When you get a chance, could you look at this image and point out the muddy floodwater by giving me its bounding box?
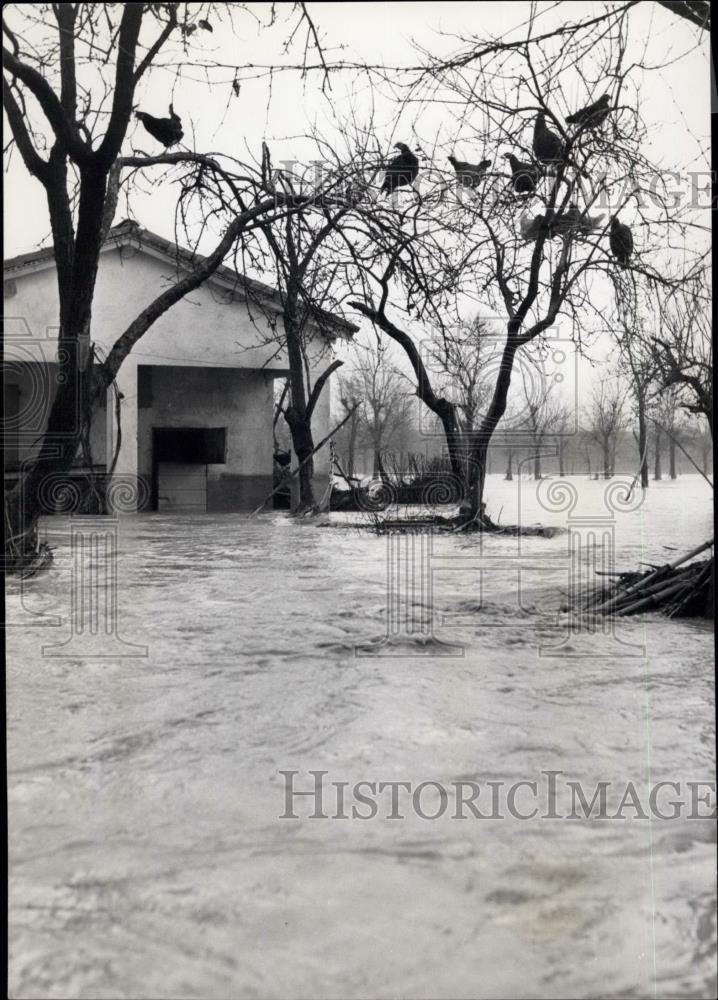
[7,474,716,999]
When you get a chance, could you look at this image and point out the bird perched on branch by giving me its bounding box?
[503,152,541,196]
[609,215,633,268]
[447,154,491,190]
[533,112,565,164]
[520,204,605,242]
[380,143,419,195]
[134,104,184,147]
[566,94,611,130]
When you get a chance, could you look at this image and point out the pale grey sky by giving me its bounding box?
[4,2,710,255]
[3,2,710,414]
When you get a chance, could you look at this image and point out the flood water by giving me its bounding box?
[6,474,716,999]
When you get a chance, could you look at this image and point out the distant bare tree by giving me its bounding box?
[551,402,574,477]
[651,390,682,481]
[588,379,628,479]
[424,315,497,435]
[517,366,550,481]
[336,379,363,480]
[615,303,659,488]
[340,343,413,479]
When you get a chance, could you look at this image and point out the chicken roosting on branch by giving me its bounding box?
[609,215,634,268]
[380,142,420,195]
[134,103,184,147]
[533,111,565,164]
[520,204,606,242]
[503,152,541,196]
[566,94,611,130]
[447,154,491,190]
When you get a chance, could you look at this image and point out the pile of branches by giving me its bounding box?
[572,540,714,619]
[330,453,459,511]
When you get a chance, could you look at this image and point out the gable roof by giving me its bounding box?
[3,219,358,337]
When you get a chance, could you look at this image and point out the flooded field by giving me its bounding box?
[6,474,716,999]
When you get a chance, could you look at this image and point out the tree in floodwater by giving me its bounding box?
[652,389,682,480]
[515,361,572,481]
[344,4,706,525]
[614,297,659,489]
[353,344,412,479]
[2,2,341,567]
[652,275,712,438]
[587,378,628,479]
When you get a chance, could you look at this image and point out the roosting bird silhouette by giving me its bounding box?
[566,94,611,130]
[609,215,634,268]
[520,203,606,242]
[380,143,420,195]
[503,152,540,196]
[533,112,565,164]
[134,104,184,147]
[447,154,491,190]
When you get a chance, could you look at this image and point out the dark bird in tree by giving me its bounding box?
[533,112,565,164]
[134,104,184,147]
[609,215,634,268]
[503,152,540,195]
[380,143,420,195]
[566,94,611,130]
[448,155,491,190]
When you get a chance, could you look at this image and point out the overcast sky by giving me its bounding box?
[4,2,710,252]
[3,2,711,412]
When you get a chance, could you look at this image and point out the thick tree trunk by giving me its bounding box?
[5,351,93,565]
[284,404,316,511]
[533,447,542,481]
[465,323,520,522]
[654,428,662,480]
[466,436,489,523]
[5,166,109,567]
[505,447,514,481]
[283,301,316,511]
[602,439,611,479]
[669,435,677,479]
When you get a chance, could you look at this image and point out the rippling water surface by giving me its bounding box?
[7,475,716,999]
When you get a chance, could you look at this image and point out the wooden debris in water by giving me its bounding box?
[576,540,714,619]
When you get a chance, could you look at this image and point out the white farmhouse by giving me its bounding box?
[4,220,355,512]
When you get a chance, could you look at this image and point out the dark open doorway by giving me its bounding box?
[151,427,226,511]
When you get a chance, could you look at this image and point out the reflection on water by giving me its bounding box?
[7,475,716,999]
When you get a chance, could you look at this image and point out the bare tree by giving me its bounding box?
[615,304,659,488]
[651,276,712,437]
[345,5,706,525]
[2,2,337,565]
[651,389,682,480]
[249,173,355,511]
[424,315,497,436]
[336,379,363,481]
[551,402,573,477]
[587,379,628,479]
[517,364,553,481]
[343,343,413,478]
